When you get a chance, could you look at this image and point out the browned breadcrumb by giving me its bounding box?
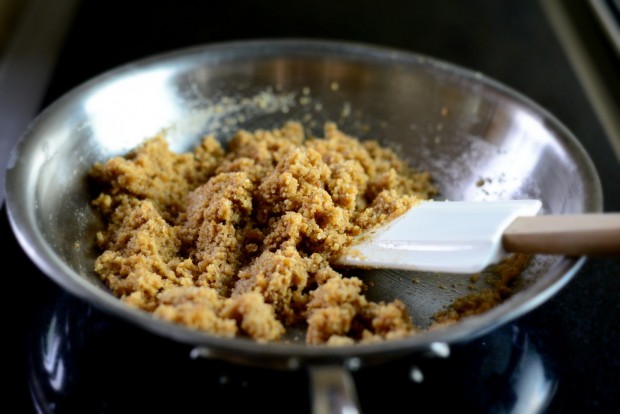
[430,253,532,327]
[90,121,437,344]
[90,120,534,344]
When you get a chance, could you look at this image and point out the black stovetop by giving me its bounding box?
[5,1,620,413]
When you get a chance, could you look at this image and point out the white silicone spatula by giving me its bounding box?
[336,200,620,274]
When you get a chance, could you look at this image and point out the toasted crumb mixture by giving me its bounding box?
[90,121,439,344]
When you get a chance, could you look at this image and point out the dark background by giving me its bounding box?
[5,0,619,412]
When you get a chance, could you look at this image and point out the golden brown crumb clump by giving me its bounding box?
[90,121,437,344]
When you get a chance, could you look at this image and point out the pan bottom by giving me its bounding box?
[28,287,558,414]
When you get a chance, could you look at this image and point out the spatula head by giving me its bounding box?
[338,199,543,274]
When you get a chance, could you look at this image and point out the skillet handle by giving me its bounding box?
[309,365,361,414]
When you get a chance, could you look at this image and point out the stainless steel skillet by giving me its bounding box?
[4,39,601,413]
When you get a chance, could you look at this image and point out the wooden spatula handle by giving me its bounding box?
[503,214,620,256]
